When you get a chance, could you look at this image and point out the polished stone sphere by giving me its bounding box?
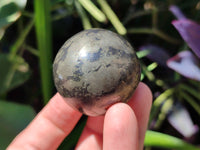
[53,28,140,116]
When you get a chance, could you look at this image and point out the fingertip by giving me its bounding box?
[132,82,153,104]
[105,103,136,127]
[128,82,152,116]
[139,82,153,102]
[127,82,152,150]
[103,103,139,150]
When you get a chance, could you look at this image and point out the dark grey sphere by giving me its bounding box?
[53,28,140,116]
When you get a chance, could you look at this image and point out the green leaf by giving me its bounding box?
[145,130,200,150]
[0,100,36,149]
[0,54,31,95]
[0,0,27,39]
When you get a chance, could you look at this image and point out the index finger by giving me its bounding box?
[7,93,82,150]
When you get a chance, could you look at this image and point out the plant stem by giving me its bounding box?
[7,18,33,91]
[141,63,155,81]
[22,11,34,18]
[4,63,16,91]
[10,19,34,60]
[180,92,200,115]
[24,45,39,57]
[75,0,92,29]
[147,62,158,72]
[78,0,106,23]
[97,0,127,35]
[154,97,173,129]
[127,27,181,44]
[34,0,53,104]
[149,88,174,123]
[152,8,158,28]
[189,80,200,89]
[152,28,180,44]
[123,10,152,25]
[153,88,174,106]
[179,84,200,102]
[136,50,150,59]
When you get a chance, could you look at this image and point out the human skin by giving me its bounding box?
[7,82,152,150]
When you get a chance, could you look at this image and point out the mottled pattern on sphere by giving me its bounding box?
[53,28,140,116]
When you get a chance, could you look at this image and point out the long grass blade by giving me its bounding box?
[34,0,53,104]
[145,130,200,150]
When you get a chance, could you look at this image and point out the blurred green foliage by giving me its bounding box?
[0,100,36,149]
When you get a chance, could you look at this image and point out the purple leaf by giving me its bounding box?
[139,45,170,66]
[169,5,187,20]
[168,103,199,138]
[167,51,200,81]
[172,19,200,58]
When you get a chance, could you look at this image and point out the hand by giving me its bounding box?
[7,82,152,150]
